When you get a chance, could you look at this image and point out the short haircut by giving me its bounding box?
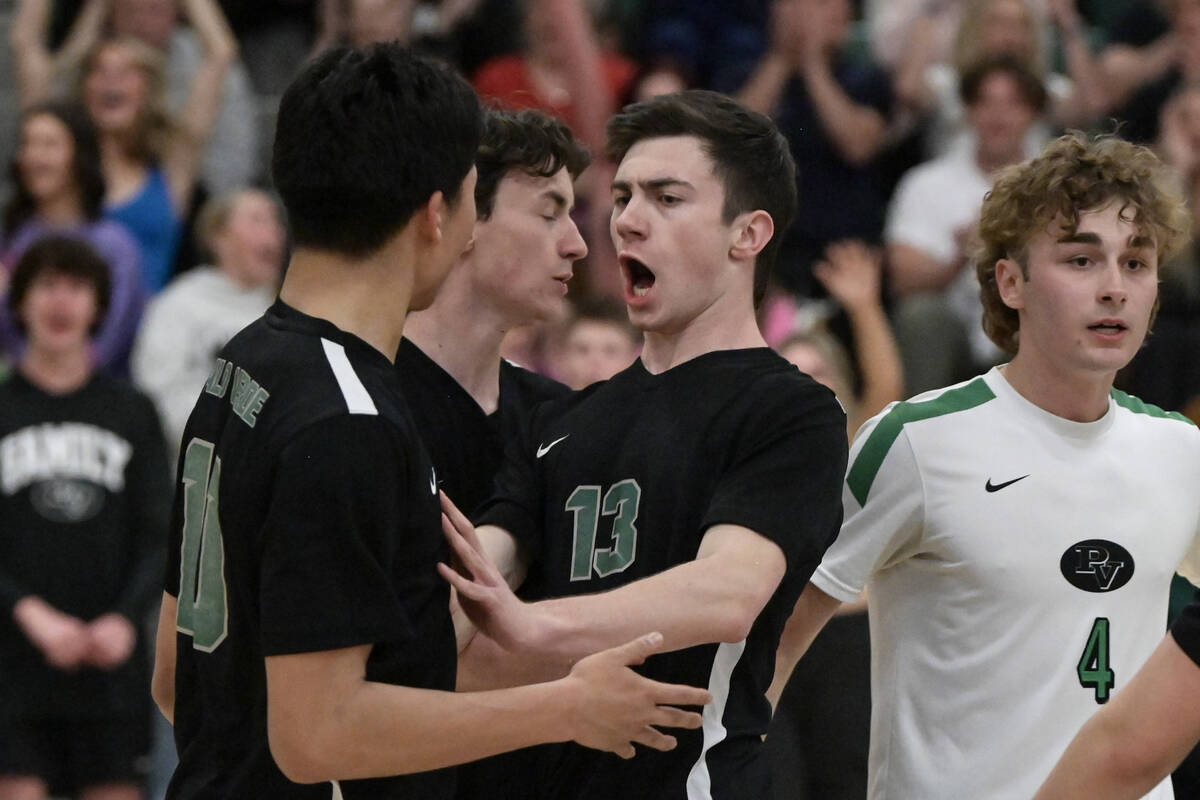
[8,236,112,336]
[959,53,1048,114]
[270,44,483,257]
[976,132,1192,353]
[474,108,591,219]
[606,90,798,305]
[4,102,106,237]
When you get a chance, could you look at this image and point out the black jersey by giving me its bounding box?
[1172,592,1200,668]
[0,371,169,720]
[165,301,455,800]
[396,338,569,515]
[476,348,848,800]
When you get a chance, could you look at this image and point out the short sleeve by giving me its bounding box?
[884,168,954,263]
[700,377,848,572]
[1171,592,1200,669]
[811,410,926,602]
[475,405,546,556]
[257,416,416,656]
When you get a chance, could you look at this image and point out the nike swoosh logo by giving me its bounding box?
[536,435,570,458]
[429,468,438,496]
[985,474,1029,493]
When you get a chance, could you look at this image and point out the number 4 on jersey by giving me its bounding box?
[177,438,229,652]
[1077,617,1114,704]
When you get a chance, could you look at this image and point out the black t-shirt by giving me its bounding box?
[0,371,169,720]
[165,301,455,800]
[396,338,570,515]
[476,348,848,800]
[1172,592,1200,668]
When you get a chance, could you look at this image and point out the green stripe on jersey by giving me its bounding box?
[847,378,996,506]
[1110,389,1195,425]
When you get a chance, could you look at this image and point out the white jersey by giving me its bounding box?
[812,367,1200,800]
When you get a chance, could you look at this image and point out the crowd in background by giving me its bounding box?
[4,0,1200,798]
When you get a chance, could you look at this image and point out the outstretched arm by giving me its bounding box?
[265,632,710,782]
[163,0,238,211]
[11,0,107,107]
[1033,632,1200,800]
[443,494,786,687]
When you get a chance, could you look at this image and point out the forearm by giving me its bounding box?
[533,0,609,154]
[268,651,575,782]
[152,592,178,724]
[11,0,54,107]
[1056,27,1107,124]
[735,52,793,116]
[845,301,904,424]
[523,542,782,665]
[766,581,841,710]
[887,242,962,296]
[804,58,887,165]
[1099,37,1176,111]
[181,0,238,63]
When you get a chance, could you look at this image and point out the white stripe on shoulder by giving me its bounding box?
[321,338,378,415]
[685,639,747,799]
[331,780,344,800]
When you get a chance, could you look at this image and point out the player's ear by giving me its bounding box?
[995,257,1025,310]
[729,210,774,262]
[420,191,448,244]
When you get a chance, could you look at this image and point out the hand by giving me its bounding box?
[1047,0,1082,35]
[561,631,712,758]
[814,240,884,313]
[437,494,542,652]
[769,0,807,67]
[85,613,137,669]
[13,596,90,670]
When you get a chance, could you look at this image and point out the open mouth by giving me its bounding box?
[1088,321,1127,335]
[621,257,656,298]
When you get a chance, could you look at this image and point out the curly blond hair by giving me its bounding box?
[976,132,1192,354]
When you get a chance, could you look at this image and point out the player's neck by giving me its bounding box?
[279,244,415,363]
[20,345,93,394]
[405,288,505,414]
[640,305,765,374]
[1001,353,1114,423]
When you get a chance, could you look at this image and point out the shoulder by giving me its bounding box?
[500,359,571,405]
[1110,389,1196,427]
[847,376,997,502]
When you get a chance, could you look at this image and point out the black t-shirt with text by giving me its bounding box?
[165,301,454,799]
[0,371,169,720]
[476,348,848,800]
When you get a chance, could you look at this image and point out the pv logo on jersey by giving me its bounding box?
[1060,539,1135,593]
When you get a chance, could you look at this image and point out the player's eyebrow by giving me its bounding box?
[611,177,695,194]
[1127,234,1155,250]
[541,189,569,212]
[1056,232,1102,245]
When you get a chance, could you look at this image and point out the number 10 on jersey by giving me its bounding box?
[177,438,229,652]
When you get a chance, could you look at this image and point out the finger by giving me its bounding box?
[632,726,678,752]
[648,681,713,708]
[651,706,705,730]
[608,631,664,666]
[614,743,636,760]
[442,515,493,578]
[441,493,486,552]
[437,562,488,601]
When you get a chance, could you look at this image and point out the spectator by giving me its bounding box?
[11,0,239,293]
[549,296,640,390]
[0,236,170,800]
[737,0,894,299]
[635,0,770,93]
[885,55,1045,393]
[893,0,1105,158]
[1097,0,1200,143]
[2,101,145,376]
[131,187,283,463]
[110,0,261,195]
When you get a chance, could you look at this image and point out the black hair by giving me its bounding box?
[270,43,483,257]
[8,236,112,336]
[959,53,1049,114]
[474,108,591,219]
[4,102,106,237]
[606,89,798,305]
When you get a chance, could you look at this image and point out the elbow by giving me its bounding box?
[712,594,769,643]
[269,721,338,785]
